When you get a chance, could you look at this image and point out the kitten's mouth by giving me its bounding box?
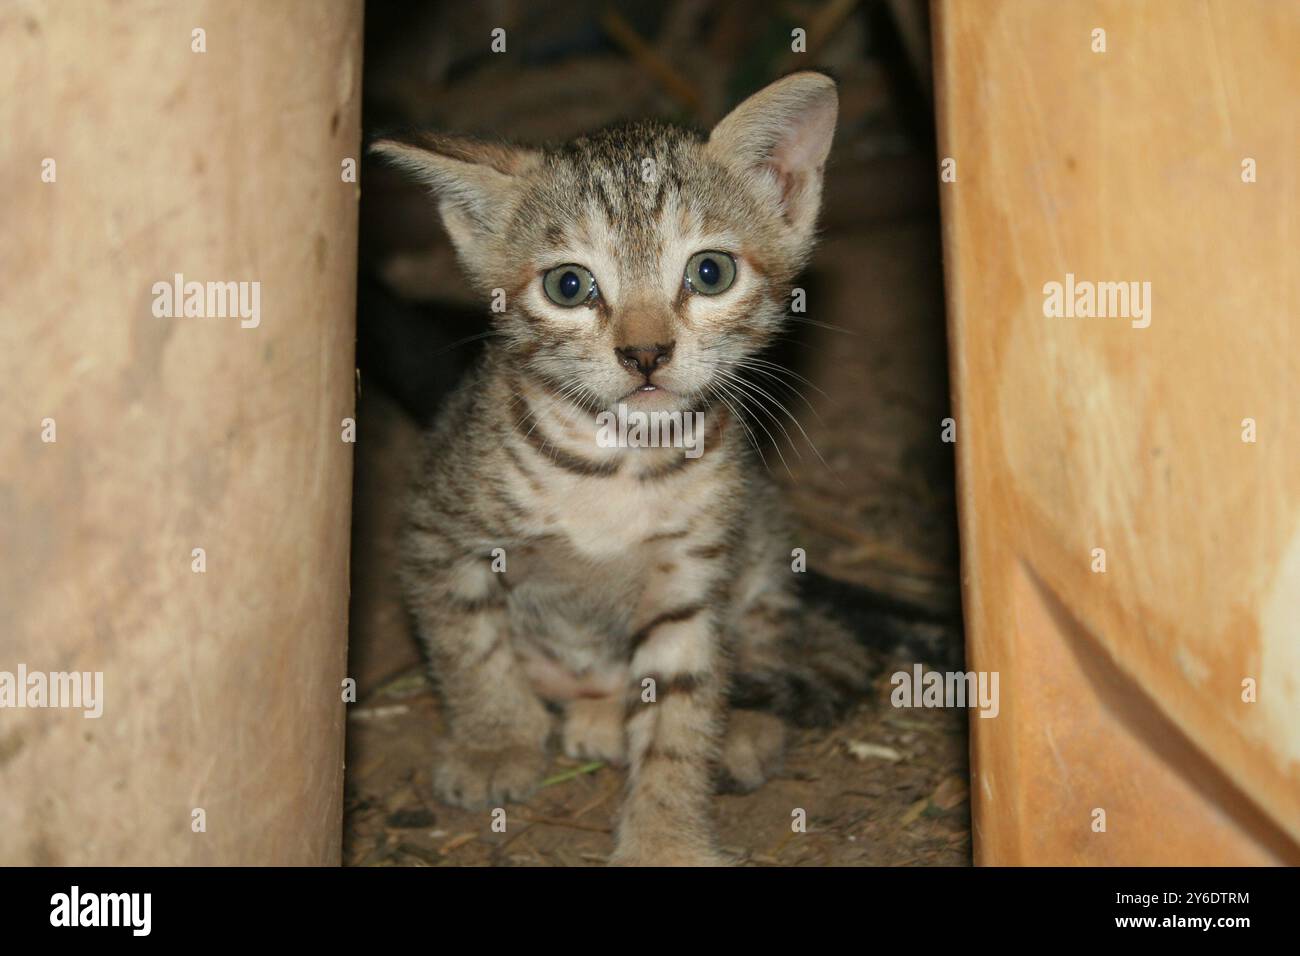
[612,382,703,414]
[619,383,672,401]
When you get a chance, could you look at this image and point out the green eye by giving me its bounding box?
[543,264,596,307]
[684,251,736,295]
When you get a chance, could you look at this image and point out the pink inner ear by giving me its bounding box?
[760,101,835,222]
[761,162,800,219]
[772,103,837,174]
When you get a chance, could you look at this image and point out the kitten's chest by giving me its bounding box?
[539,461,704,557]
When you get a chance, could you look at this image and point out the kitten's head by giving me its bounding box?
[372,72,837,414]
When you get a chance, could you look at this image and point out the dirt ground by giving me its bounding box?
[343,660,969,867]
[343,211,969,867]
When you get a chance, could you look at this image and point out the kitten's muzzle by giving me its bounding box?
[615,342,674,379]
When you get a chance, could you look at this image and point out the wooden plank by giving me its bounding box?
[932,0,1300,864]
[0,1,363,864]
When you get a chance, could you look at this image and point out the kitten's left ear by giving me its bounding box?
[369,131,540,280]
[707,71,838,247]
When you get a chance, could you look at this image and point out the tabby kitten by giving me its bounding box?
[372,72,870,866]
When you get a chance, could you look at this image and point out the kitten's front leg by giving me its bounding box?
[612,569,731,866]
[405,546,551,809]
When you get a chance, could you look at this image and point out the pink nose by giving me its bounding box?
[615,343,674,376]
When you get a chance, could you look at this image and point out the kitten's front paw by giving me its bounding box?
[431,740,547,808]
[608,841,732,867]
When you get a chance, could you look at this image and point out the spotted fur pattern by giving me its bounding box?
[373,72,869,866]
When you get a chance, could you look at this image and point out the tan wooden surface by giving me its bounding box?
[933,0,1300,864]
[0,1,363,864]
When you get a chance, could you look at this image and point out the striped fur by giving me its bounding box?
[375,73,866,866]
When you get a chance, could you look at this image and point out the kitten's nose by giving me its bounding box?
[615,343,674,376]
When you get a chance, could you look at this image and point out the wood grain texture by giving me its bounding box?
[0,1,363,864]
[932,0,1300,864]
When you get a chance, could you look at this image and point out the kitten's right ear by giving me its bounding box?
[369,132,539,269]
[707,72,838,250]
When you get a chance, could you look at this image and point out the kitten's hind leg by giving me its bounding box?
[716,708,786,794]
[562,696,627,764]
[729,581,874,730]
[405,546,551,809]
